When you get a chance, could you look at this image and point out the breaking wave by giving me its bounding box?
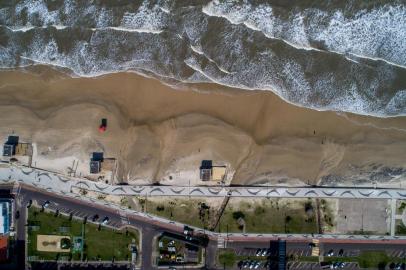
[0,0,405,117]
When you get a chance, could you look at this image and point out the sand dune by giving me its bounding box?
[0,66,405,187]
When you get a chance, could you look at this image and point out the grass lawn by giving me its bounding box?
[218,250,236,267]
[358,251,391,268]
[323,257,357,263]
[357,251,406,269]
[297,256,320,262]
[146,197,217,229]
[216,198,318,233]
[145,197,327,234]
[27,207,139,261]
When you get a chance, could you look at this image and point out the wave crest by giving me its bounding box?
[0,0,405,117]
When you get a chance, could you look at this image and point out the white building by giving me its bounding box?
[0,201,11,235]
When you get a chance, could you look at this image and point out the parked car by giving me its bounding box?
[15,210,20,219]
[249,261,256,269]
[26,199,32,208]
[238,261,244,269]
[326,249,334,257]
[395,262,405,270]
[261,249,269,256]
[92,214,99,222]
[338,249,344,256]
[42,200,50,208]
[255,249,262,256]
[102,216,109,225]
[183,226,191,235]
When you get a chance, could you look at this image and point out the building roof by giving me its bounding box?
[2,144,14,157]
[0,236,8,262]
[5,135,19,145]
[200,160,212,170]
[212,166,226,181]
[0,202,10,235]
[90,160,101,174]
[92,152,104,162]
[200,169,211,181]
[15,143,32,156]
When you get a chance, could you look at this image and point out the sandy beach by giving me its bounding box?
[0,66,405,187]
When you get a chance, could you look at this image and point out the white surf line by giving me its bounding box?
[91,26,164,34]
[336,112,406,133]
[201,7,321,52]
[3,25,163,34]
[201,8,406,70]
[190,45,234,74]
[347,52,406,70]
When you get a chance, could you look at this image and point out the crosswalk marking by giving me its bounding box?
[311,239,320,256]
[217,236,225,248]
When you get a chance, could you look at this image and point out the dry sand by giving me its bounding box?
[0,66,406,187]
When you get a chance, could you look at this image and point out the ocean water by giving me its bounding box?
[0,0,405,117]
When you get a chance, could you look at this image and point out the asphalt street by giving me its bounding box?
[16,184,212,270]
[4,184,406,270]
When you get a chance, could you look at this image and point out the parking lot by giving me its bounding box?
[32,198,128,229]
[321,247,359,257]
[287,262,359,270]
[235,247,278,257]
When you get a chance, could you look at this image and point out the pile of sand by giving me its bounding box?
[0,66,405,187]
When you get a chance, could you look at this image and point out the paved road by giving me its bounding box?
[2,163,406,200]
[18,185,211,270]
[3,183,406,270]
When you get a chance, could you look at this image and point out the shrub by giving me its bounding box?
[232,211,245,220]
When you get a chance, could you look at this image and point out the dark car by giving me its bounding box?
[338,249,344,256]
[26,199,32,208]
[92,214,99,222]
[42,200,50,208]
[15,210,20,219]
[102,216,109,225]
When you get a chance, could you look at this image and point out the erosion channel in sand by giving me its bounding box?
[0,66,405,187]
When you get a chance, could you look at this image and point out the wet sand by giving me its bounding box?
[0,66,405,186]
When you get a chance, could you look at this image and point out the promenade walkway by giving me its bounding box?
[2,162,406,242]
[1,163,406,200]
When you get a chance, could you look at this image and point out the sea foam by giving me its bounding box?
[203,1,406,68]
[0,0,405,118]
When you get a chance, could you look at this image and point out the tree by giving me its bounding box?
[232,211,245,220]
